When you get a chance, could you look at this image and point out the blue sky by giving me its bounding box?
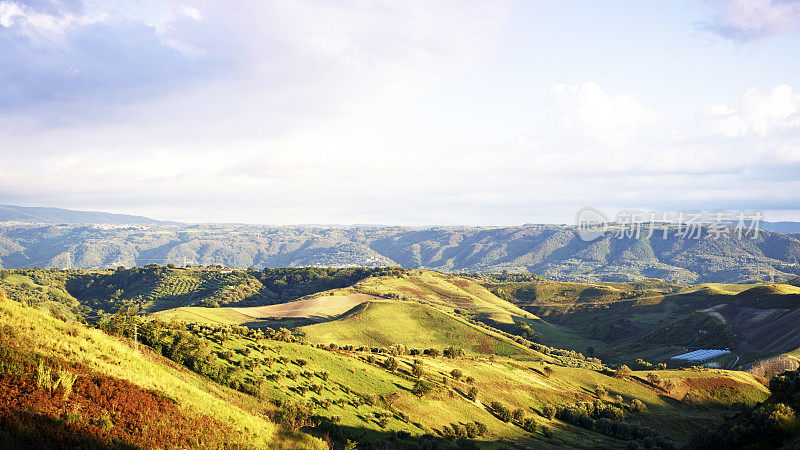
[1,0,799,225]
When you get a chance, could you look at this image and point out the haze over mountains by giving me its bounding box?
[1,205,799,283]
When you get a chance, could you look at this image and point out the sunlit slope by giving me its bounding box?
[301,300,536,358]
[354,270,537,323]
[0,293,324,449]
[155,292,384,326]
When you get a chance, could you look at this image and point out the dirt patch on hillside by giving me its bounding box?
[232,293,381,322]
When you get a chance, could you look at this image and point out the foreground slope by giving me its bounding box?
[0,290,324,449]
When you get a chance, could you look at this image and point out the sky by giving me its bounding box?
[1,0,799,225]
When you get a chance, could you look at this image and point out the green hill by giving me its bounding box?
[0,267,786,448]
[0,288,324,449]
[300,301,532,358]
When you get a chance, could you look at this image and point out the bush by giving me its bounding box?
[444,346,465,358]
[412,379,433,397]
[274,403,314,430]
[521,417,537,433]
[491,402,512,422]
[411,359,424,378]
[614,365,632,378]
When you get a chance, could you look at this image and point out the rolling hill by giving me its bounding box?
[1,269,780,449]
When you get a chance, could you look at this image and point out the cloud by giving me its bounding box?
[546,82,658,149]
[702,0,800,41]
[695,84,800,136]
[0,0,221,118]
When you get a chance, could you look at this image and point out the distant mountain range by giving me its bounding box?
[0,210,797,284]
[0,204,178,225]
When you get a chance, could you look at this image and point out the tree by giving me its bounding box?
[412,363,424,379]
[385,357,398,372]
[646,372,661,385]
[491,402,512,422]
[450,369,463,379]
[614,365,632,379]
[512,408,525,422]
[466,386,478,401]
[412,379,433,397]
[541,405,556,420]
[444,346,465,358]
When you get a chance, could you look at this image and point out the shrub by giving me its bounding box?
[614,365,632,379]
[274,403,314,430]
[412,380,433,397]
[466,386,478,401]
[444,346,465,358]
[521,417,537,433]
[594,385,607,397]
[630,399,646,413]
[412,361,424,378]
[491,402,512,422]
[295,358,308,367]
[56,367,77,400]
[36,360,52,392]
[465,376,475,384]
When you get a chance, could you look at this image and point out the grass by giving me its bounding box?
[300,300,535,358]
[0,292,325,449]
[355,271,538,323]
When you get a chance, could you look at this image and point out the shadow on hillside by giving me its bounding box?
[306,421,474,450]
[0,412,136,450]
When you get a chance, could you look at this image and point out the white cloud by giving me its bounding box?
[546,82,658,149]
[0,1,24,27]
[696,84,800,136]
[703,0,800,40]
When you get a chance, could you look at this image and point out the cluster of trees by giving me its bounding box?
[691,369,800,448]
[440,421,488,440]
[489,402,539,433]
[555,400,674,449]
[251,267,406,301]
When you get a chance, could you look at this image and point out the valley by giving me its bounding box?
[2,265,800,448]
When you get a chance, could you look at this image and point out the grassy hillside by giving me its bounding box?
[0,267,783,449]
[0,289,324,449]
[478,277,800,367]
[354,270,536,323]
[0,266,400,314]
[300,301,532,358]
